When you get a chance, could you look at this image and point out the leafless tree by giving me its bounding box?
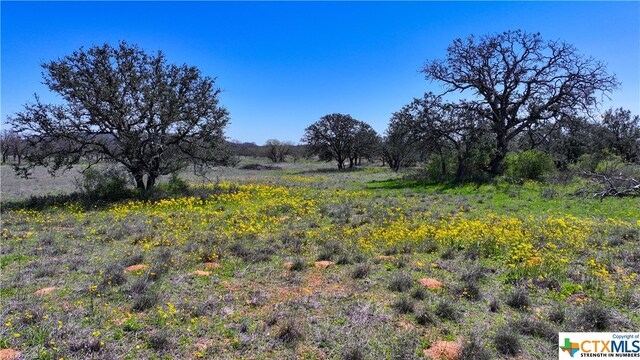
[423,30,618,174]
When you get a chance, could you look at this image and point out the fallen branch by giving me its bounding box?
[578,171,640,199]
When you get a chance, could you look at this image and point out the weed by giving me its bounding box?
[392,296,415,314]
[148,331,171,351]
[576,302,610,331]
[460,337,492,360]
[548,306,566,324]
[494,327,521,356]
[132,288,160,312]
[388,273,413,292]
[121,253,144,267]
[506,288,531,310]
[440,247,456,260]
[435,300,460,321]
[415,307,436,326]
[289,257,307,271]
[488,297,500,313]
[351,264,371,279]
[452,281,482,301]
[101,264,127,288]
[512,317,557,343]
[411,286,427,300]
[342,346,366,360]
[276,319,303,345]
[460,264,486,283]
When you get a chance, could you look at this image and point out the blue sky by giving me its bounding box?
[2,1,639,144]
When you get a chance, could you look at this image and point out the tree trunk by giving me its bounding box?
[455,154,465,181]
[489,134,509,175]
[133,172,146,190]
[438,149,447,177]
[146,175,157,190]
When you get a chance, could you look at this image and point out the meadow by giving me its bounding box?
[1,162,639,359]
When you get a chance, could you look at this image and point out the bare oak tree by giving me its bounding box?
[423,30,618,174]
[9,42,234,190]
[302,113,377,169]
[264,139,292,163]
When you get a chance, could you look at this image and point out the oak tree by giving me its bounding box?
[9,41,234,190]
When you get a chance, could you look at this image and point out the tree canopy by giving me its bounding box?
[9,41,234,190]
[423,30,619,174]
[301,113,378,169]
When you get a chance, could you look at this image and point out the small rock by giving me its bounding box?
[191,270,211,277]
[566,293,588,303]
[0,348,21,360]
[423,341,461,360]
[34,287,57,295]
[203,262,221,269]
[314,261,335,269]
[124,264,148,272]
[418,278,444,289]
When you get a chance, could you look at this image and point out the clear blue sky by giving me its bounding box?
[2,1,639,144]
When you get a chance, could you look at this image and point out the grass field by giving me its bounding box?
[1,162,639,359]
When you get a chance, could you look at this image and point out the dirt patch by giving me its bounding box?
[0,349,20,360]
[203,262,221,269]
[314,261,335,269]
[423,341,461,360]
[124,264,148,272]
[191,270,211,277]
[376,255,395,261]
[282,261,293,269]
[34,287,57,295]
[418,278,444,289]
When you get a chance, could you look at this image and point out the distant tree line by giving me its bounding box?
[5,31,638,190]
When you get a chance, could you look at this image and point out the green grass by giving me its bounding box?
[0,162,638,359]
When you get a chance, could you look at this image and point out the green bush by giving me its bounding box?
[505,150,556,182]
[158,173,190,195]
[79,167,131,200]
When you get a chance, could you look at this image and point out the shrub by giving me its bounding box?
[388,273,413,292]
[506,288,532,310]
[494,327,521,356]
[79,167,131,200]
[148,331,171,351]
[351,264,371,279]
[290,257,307,271]
[100,264,127,288]
[392,296,415,314]
[512,317,557,343]
[162,173,190,196]
[505,150,556,182]
[276,319,303,345]
[452,281,482,301]
[411,286,428,300]
[435,300,460,321]
[460,337,492,360]
[415,307,436,326]
[576,302,610,331]
[488,297,500,313]
[548,306,566,324]
[342,346,365,360]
